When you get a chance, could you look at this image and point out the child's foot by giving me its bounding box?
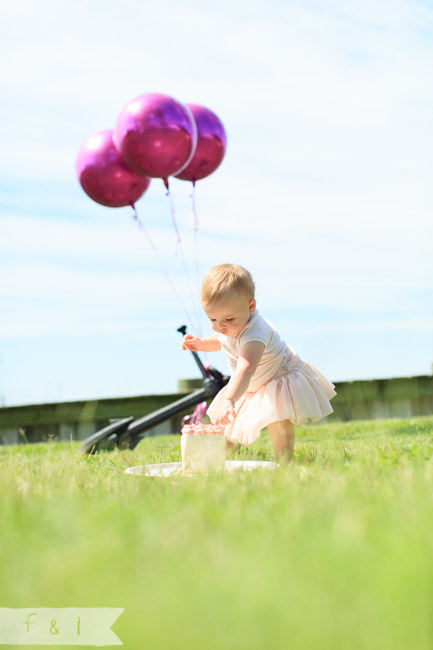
[225,440,241,458]
[275,450,293,464]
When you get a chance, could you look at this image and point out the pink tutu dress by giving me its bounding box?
[206,310,336,445]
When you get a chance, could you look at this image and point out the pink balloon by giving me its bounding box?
[113,93,198,181]
[175,105,227,183]
[76,130,150,208]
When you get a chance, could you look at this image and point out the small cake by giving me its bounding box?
[181,423,226,474]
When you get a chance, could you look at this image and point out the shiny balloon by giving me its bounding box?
[175,104,227,183]
[76,130,150,208]
[113,93,198,180]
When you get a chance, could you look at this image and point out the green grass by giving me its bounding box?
[1,416,433,650]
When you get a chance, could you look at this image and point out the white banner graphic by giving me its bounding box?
[0,608,124,645]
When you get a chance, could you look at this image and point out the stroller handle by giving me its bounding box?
[177,325,209,380]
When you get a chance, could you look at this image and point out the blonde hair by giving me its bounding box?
[201,264,255,304]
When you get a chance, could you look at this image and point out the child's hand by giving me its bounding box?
[215,399,235,426]
[182,334,203,351]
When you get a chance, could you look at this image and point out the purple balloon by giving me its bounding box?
[113,93,197,181]
[76,130,150,208]
[175,105,227,183]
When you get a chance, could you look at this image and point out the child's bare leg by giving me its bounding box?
[267,419,295,463]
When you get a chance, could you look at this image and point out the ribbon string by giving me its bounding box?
[130,204,199,333]
[165,189,203,336]
[190,182,202,332]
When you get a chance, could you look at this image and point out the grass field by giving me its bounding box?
[1,416,433,650]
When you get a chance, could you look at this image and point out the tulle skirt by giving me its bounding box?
[207,361,337,446]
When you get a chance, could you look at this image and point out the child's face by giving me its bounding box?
[202,290,256,337]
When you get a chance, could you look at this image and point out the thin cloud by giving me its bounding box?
[306,317,433,335]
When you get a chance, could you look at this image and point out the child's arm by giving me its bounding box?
[182,333,221,352]
[214,341,265,425]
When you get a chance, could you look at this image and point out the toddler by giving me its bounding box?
[182,264,336,462]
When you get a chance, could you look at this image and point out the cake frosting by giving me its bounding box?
[181,423,226,474]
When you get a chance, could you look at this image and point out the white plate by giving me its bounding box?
[125,460,280,477]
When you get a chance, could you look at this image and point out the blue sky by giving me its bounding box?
[1,0,433,406]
